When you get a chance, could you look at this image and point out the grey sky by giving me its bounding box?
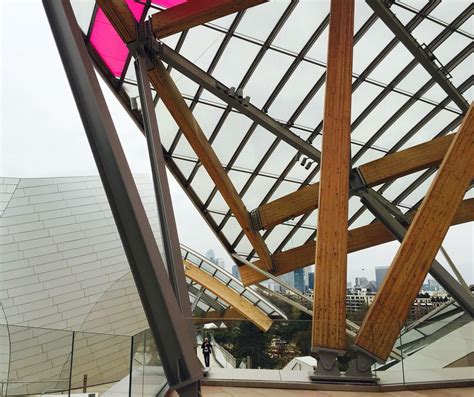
[1,1,472,284]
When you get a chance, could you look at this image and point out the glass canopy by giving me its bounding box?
[71,0,473,263]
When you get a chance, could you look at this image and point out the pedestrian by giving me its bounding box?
[201,336,212,367]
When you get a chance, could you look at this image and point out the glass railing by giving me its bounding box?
[0,316,472,395]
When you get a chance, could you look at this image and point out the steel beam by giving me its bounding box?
[358,188,474,317]
[366,0,469,113]
[158,43,322,163]
[42,1,202,394]
[135,52,193,321]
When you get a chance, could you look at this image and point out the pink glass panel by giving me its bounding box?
[90,0,186,77]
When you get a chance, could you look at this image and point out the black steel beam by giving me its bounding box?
[366,0,469,113]
[359,188,474,317]
[43,1,202,394]
[135,52,194,324]
[159,43,322,163]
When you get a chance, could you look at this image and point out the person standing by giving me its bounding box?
[201,337,212,368]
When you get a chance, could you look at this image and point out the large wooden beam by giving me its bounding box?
[97,0,273,271]
[312,0,355,352]
[257,134,458,230]
[240,198,474,286]
[355,104,474,362]
[151,0,267,39]
[183,261,272,331]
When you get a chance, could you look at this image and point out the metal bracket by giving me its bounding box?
[349,168,368,195]
[362,188,410,226]
[250,208,263,231]
[128,19,158,70]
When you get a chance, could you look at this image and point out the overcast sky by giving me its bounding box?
[1,1,472,285]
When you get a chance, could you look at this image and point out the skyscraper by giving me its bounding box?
[375,266,389,289]
[294,268,305,292]
[307,271,315,293]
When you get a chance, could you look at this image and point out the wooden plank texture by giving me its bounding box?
[97,0,273,271]
[257,134,459,230]
[151,0,267,39]
[355,104,474,361]
[184,261,272,331]
[312,0,355,351]
[239,198,474,286]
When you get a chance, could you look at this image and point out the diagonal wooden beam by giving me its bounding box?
[151,0,267,39]
[257,133,458,230]
[184,260,272,331]
[355,103,474,362]
[97,0,273,271]
[312,0,355,353]
[240,198,474,286]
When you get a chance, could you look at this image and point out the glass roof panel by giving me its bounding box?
[244,50,295,108]
[235,1,289,42]
[211,37,262,88]
[272,1,329,54]
[269,62,326,122]
[352,19,395,75]
[397,109,460,150]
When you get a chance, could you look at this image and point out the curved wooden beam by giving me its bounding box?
[183,260,272,331]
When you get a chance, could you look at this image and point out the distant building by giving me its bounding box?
[294,269,305,292]
[307,271,314,293]
[375,266,389,289]
[232,264,240,280]
[346,290,376,313]
[355,276,369,289]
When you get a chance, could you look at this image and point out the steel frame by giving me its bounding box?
[365,0,469,113]
[43,1,202,395]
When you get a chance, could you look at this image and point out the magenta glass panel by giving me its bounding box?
[90,0,186,77]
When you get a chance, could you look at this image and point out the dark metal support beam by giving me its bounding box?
[357,188,474,317]
[134,47,193,319]
[43,1,202,394]
[366,0,469,113]
[158,43,322,163]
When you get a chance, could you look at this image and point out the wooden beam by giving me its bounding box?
[257,134,458,230]
[240,198,474,286]
[312,0,355,352]
[183,261,272,331]
[151,0,267,39]
[355,104,474,362]
[97,0,273,271]
[149,61,273,270]
[193,308,246,324]
[359,134,456,186]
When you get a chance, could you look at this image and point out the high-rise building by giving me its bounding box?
[375,266,389,289]
[232,264,240,280]
[294,269,305,292]
[307,271,314,293]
